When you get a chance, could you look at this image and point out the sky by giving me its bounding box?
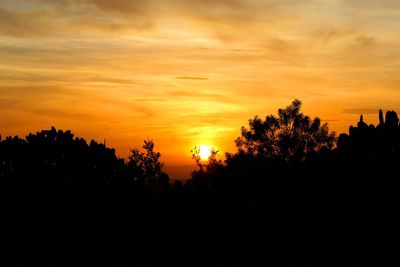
[1,0,400,165]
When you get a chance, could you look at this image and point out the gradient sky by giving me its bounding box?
[1,0,400,165]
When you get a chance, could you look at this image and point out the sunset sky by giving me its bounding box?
[1,0,400,165]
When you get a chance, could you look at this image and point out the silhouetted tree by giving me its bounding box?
[357,115,368,129]
[0,105,389,265]
[385,110,399,128]
[338,109,400,177]
[190,146,224,190]
[379,109,384,126]
[191,146,221,170]
[127,139,169,192]
[234,99,336,162]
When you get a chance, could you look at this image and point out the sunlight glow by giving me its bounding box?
[199,145,212,161]
[2,0,400,164]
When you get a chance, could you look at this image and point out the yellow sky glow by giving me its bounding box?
[1,0,400,165]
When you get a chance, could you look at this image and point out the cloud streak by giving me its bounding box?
[176,77,209,80]
[2,0,400,163]
[0,0,290,39]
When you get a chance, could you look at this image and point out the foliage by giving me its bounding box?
[0,103,392,265]
[0,127,122,185]
[191,146,221,170]
[128,139,169,192]
[190,146,223,190]
[234,99,336,161]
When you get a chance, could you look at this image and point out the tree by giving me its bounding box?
[191,146,221,171]
[127,139,169,192]
[189,146,224,190]
[234,99,336,162]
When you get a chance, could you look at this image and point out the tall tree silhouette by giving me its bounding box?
[234,99,336,161]
[127,139,169,192]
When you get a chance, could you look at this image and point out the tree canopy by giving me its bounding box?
[127,139,169,192]
[234,99,336,161]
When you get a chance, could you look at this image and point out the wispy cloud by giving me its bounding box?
[135,98,167,102]
[342,108,380,115]
[354,35,376,47]
[176,77,209,80]
[2,0,400,163]
[167,90,227,101]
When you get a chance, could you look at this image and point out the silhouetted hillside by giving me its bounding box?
[0,100,388,265]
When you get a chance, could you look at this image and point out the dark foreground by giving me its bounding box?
[1,101,390,265]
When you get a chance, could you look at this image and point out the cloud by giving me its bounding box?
[0,0,284,38]
[2,0,400,162]
[144,123,173,126]
[355,35,376,47]
[176,77,209,80]
[0,7,55,37]
[135,98,167,102]
[27,107,101,121]
[167,90,226,100]
[341,0,400,9]
[342,108,380,115]
[267,38,298,52]
[84,0,149,14]
[0,0,153,37]
[129,105,155,118]
[314,27,338,45]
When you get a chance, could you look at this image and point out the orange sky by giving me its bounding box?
[1,0,400,165]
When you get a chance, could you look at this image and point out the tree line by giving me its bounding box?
[0,99,389,265]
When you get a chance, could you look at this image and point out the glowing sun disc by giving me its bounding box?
[199,145,212,160]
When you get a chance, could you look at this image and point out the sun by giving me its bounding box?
[199,145,212,161]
